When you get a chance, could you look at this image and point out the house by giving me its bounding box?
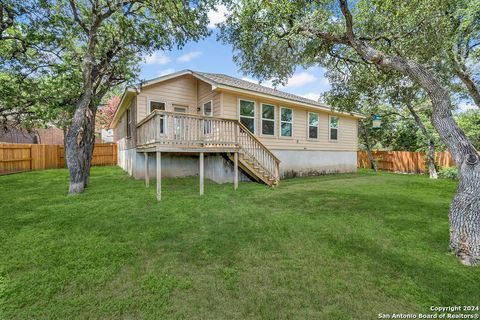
[110,70,362,199]
[101,129,114,143]
[0,125,64,145]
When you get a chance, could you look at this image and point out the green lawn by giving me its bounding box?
[0,167,478,319]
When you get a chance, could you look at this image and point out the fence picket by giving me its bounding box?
[357,150,467,173]
[0,143,117,175]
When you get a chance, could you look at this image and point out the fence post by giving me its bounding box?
[29,145,32,171]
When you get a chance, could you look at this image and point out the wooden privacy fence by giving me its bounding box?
[357,150,456,174]
[0,143,117,175]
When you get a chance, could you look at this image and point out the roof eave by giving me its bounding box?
[213,84,364,119]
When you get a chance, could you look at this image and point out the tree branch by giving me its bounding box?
[68,0,89,34]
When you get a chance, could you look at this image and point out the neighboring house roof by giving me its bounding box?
[111,69,363,128]
[0,125,64,145]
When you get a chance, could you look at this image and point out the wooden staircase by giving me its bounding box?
[226,152,279,187]
[227,122,280,187]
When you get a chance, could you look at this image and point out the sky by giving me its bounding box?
[138,6,331,103]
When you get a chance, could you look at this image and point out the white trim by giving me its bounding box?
[279,106,293,138]
[307,112,319,140]
[329,115,339,142]
[203,100,213,117]
[260,103,276,136]
[220,92,224,117]
[173,106,188,113]
[238,98,256,134]
[216,85,364,119]
[148,99,167,113]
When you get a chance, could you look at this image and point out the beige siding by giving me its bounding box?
[197,80,221,116]
[136,74,198,122]
[221,91,358,151]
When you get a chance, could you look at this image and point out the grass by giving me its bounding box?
[0,167,479,319]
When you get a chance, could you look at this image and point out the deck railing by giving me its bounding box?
[136,110,280,181]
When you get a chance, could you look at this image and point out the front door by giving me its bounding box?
[173,105,187,139]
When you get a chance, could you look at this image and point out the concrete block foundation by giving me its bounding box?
[117,147,357,183]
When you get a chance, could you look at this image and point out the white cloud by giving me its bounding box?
[177,51,202,63]
[241,77,274,88]
[283,72,317,88]
[300,93,321,102]
[458,101,476,112]
[145,52,171,65]
[207,5,230,29]
[157,68,175,77]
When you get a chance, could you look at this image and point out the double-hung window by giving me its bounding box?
[308,112,319,139]
[280,107,293,137]
[149,100,166,134]
[203,101,212,116]
[150,100,166,112]
[261,104,275,135]
[239,99,255,133]
[329,116,339,140]
[203,100,213,134]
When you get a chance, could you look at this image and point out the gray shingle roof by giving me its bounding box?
[193,71,330,110]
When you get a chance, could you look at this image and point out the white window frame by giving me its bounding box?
[280,107,293,138]
[261,103,276,136]
[203,100,213,117]
[329,115,339,141]
[238,98,256,134]
[308,112,319,140]
[173,106,187,113]
[148,99,168,135]
[148,99,167,113]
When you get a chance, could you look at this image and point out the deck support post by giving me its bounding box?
[144,152,149,187]
[156,151,161,201]
[199,152,204,195]
[234,151,238,190]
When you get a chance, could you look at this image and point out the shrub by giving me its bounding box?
[438,166,458,180]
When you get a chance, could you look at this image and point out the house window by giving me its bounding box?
[126,107,132,138]
[308,112,319,139]
[203,101,213,134]
[150,100,166,113]
[329,116,339,140]
[239,99,255,133]
[280,107,293,137]
[174,107,187,113]
[203,101,212,116]
[261,104,275,135]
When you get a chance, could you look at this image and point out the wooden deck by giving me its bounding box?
[135,110,280,199]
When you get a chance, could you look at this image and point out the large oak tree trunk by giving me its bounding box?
[65,93,92,194]
[426,140,438,179]
[405,103,438,179]
[360,122,377,171]
[339,0,480,264]
[82,105,97,188]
